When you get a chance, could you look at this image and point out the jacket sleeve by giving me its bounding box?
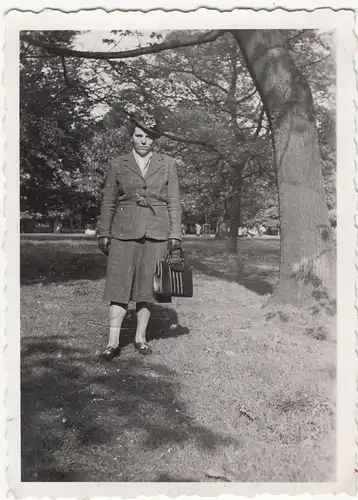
[167,161,182,240]
[98,160,118,238]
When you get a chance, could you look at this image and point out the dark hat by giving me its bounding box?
[130,114,161,139]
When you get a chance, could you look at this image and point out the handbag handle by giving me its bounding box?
[165,246,186,270]
[165,246,185,261]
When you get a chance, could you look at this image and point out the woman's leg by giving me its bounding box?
[135,301,153,344]
[107,301,128,348]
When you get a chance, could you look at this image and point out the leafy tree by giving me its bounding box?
[20,31,96,224]
[22,29,336,304]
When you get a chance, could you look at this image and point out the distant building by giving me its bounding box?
[183,216,204,235]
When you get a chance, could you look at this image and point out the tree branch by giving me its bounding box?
[61,55,71,87]
[227,41,244,142]
[181,77,250,122]
[185,52,229,94]
[79,83,231,163]
[236,88,257,104]
[297,53,331,70]
[253,107,265,138]
[21,30,226,60]
[161,130,229,162]
[157,65,228,94]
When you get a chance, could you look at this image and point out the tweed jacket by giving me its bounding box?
[98,151,182,241]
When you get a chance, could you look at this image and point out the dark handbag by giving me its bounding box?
[153,247,193,298]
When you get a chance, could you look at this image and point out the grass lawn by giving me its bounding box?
[21,236,336,482]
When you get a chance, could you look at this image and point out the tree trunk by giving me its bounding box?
[215,217,221,239]
[226,165,244,253]
[226,204,240,253]
[215,202,228,240]
[232,30,335,304]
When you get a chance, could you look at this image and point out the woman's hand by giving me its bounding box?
[168,238,181,251]
[98,237,111,256]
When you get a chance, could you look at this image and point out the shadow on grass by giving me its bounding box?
[156,473,198,482]
[21,241,106,285]
[190,259,275,295]
[21,332,231,482]
[21,237,279,295]
[118,307,190,348]
[183,238,279,296]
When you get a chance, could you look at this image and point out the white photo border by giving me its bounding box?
[1,6,357,499]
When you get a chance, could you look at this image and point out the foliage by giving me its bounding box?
[252,203,280,233]
[20,29,335,233]
[20,31,97,218]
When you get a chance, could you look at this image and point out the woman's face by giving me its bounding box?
[132,127,154,157]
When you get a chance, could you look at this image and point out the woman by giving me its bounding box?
[97,116,182,361]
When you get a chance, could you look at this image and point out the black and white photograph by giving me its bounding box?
[2,6,357,498]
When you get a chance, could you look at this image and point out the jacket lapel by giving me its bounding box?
[122,152,144,179]
[145,152,164,180]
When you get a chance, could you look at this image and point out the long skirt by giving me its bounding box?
[104,237,168,304]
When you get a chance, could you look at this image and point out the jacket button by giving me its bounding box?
[143,186,147,190]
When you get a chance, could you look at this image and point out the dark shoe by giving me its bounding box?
[98,346,120,362]
[134,342,153,356]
